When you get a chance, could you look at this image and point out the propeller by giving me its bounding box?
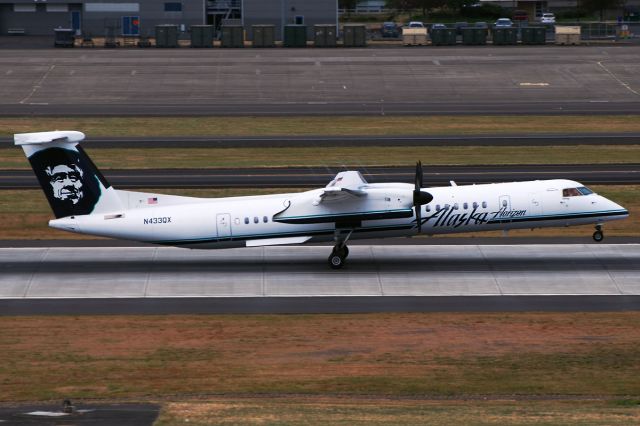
[413,161,433,232]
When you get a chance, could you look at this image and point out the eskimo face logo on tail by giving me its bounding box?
[28,147,101,217]
[45,163,84,204]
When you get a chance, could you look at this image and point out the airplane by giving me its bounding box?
[16,130,629,269]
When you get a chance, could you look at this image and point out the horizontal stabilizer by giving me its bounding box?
[14,131,85,146]
[246,236,312,247]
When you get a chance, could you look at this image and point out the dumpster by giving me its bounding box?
[492,27,518,45]
[462,27,487,45]
[343,24,366,47]
[431,28,457,45]
[555,26,580,45]
[284,25,307,47]
[521,27,546,45]
[190,25,213,48]
[402,27,428,45]
[221,25,244,48]
[156,25,178,48]
[252,25,275,47]
[54,28,75,47]
[314,24,337,47]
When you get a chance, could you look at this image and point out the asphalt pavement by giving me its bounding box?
[2,164,638,189]
[1,46,638,116]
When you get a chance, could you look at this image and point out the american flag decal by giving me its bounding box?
[148,197,158,204]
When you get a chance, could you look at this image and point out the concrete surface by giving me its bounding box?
[0,46,639,115]
[1,245,638,299]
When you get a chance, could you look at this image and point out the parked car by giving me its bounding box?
[381,22,399,37]
[454,22,469,35]
[408,21,425,28]
[512,9,529,21]
[474,22,488,29]
[429,23,448,33]
[539,13,556,24]
[494,18,514,28]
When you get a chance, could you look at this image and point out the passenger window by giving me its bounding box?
[453,203,459,210]
[436,204,441,211]
[263,216,268,223]
[463,202,468,210]
[482,201,487,208]
[445,204,450,209]
[254,217,259,224]
[502,200,508,207]
[472,202,478,209]
[244,217,249,224]
[426,205,431,212]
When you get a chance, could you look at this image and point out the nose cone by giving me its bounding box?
[601,195,629,218]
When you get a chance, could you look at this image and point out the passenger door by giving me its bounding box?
[216,213,231,239]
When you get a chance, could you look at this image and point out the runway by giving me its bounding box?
[2,164,638,189]
[3,134,639,148]
[1,46,639,116]
[1,245,639,314]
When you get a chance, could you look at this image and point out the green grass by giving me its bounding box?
[3,145,640,169]
[2,115,640,138]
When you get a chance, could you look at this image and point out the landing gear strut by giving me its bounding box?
[328,230,352,269]
[592,225,604,242]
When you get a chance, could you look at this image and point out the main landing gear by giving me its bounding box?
[592,224,604,242]
[328,229,353,269]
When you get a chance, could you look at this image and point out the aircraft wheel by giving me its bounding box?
[329,253,345,269]
[593,230,604,242]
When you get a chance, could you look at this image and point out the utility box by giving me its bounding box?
[284,25,307,47]
[430,28,456,46]
[555,26,581,45]
[54,29,75,47]
[155,25,178,48]
[252,25,275,47]
[221,25,244,47]
[343,24,367,47]
[314,24,337,47]
[190,25,213,48]
[462,27,487,45]
[492,27,518,45]
[402,27,428,46]
[521,27,546,45]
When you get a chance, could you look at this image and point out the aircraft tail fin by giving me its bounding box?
[15,130,124,219]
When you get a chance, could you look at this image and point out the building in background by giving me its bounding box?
[0,0,337,39]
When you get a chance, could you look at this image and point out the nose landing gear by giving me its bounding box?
[328,229,353,269]
[592,225,604,242]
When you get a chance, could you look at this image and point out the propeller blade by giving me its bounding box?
[415,161,423,190]
[415,205,422,232]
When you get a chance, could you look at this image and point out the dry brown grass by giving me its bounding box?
[2,115,640,138]
[1,313,640,403]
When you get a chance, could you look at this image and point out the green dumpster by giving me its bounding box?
[343,24,366,47]
[190,25,213,48]
[252,25,275,47]
[155,25,178,48]
[221,25,244,48]
[492,27,518,45]
[430,28,457,46]
[284,25,307,47]
[462,27,486,45]
[527,26,546,44]
[314,24,337,47]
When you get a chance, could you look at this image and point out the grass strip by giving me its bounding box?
[2,145,640,169]
[0,186,637,240]
[1,115,640,138]
[155,399,640,426]
[1,313,639,402]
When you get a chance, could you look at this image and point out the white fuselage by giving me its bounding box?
[50,179,628,249]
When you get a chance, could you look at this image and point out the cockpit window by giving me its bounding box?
[577,186,593,195]
[562,188,582,197]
